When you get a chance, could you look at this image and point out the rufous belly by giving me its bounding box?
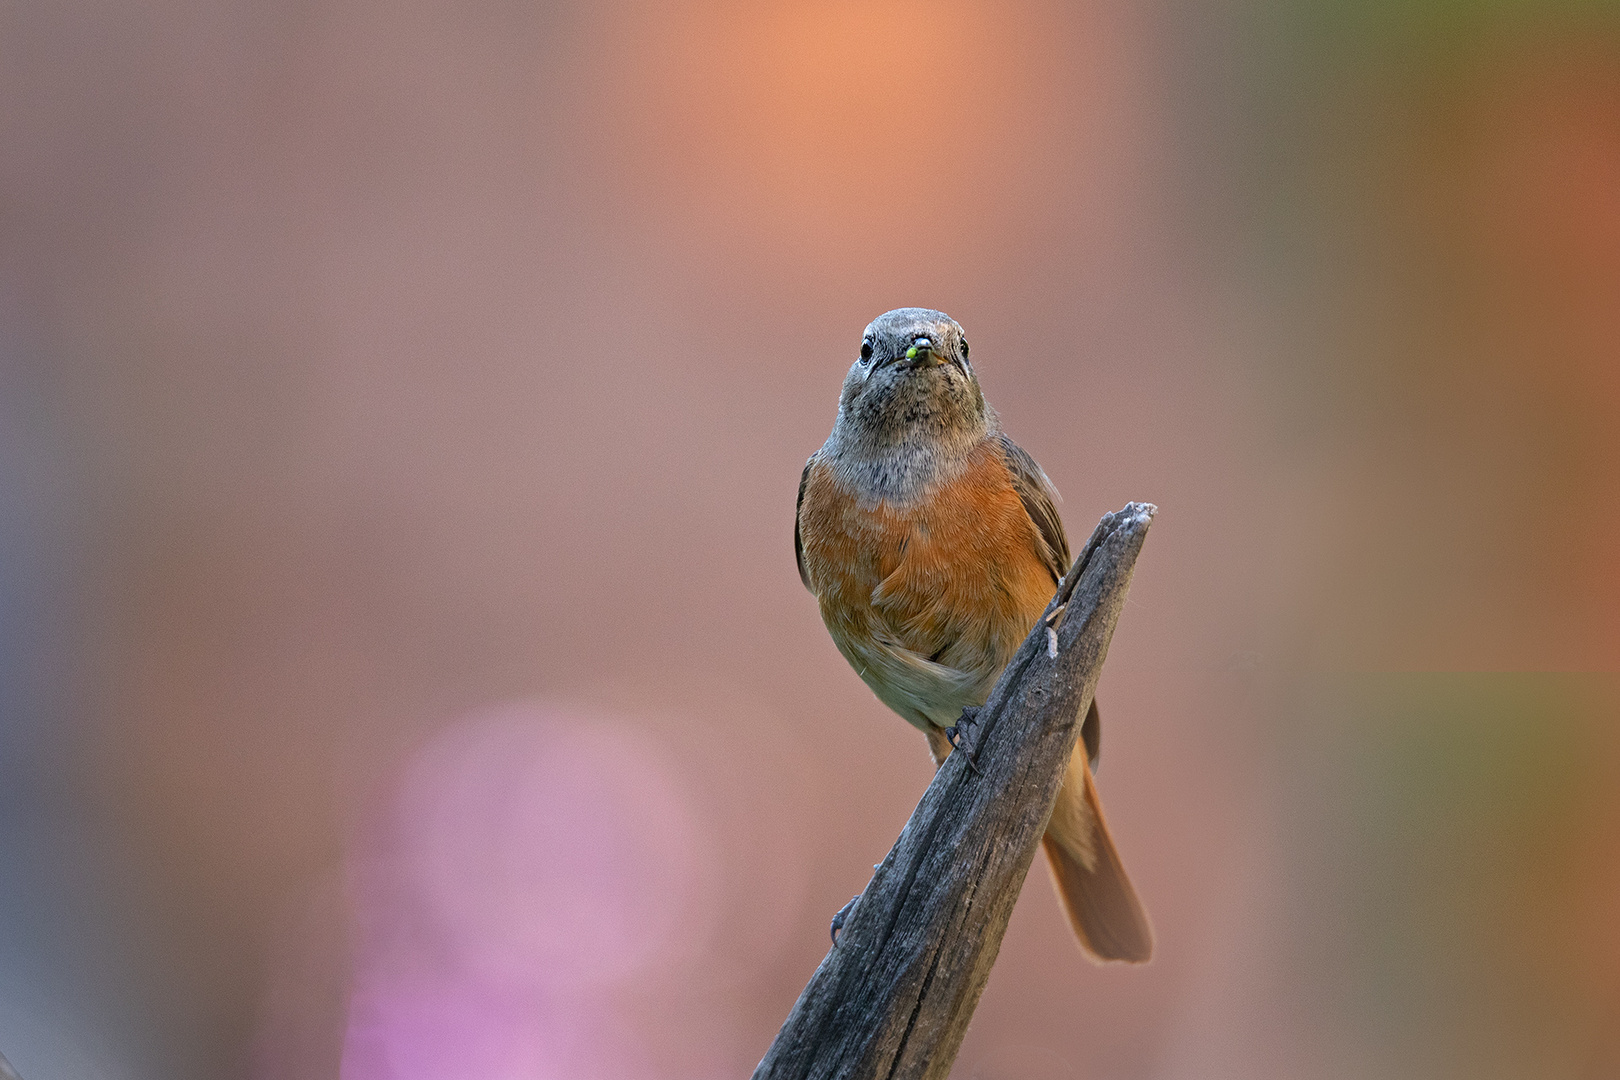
[797,439,1057,732]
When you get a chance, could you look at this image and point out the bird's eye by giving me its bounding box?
[860,338,874,363]
[960,337,970,362]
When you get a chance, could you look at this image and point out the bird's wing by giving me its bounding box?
[997,433,1071,586]
[998,433,1099,770]
[794,456,813,591]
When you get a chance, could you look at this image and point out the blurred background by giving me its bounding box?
[2,0,1617,1076]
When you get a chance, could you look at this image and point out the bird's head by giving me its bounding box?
[836,308,987,447]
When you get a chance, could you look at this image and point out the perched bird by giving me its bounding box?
[794,308,1153,963]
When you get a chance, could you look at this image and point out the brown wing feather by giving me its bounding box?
[1081,696,1101,776]
[998,434,1099,769]
[997,433,1070,586]
[794,456,813,591]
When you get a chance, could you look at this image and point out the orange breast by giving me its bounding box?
[798,439,1057,728]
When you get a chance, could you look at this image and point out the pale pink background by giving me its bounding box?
[1,1,1617,1078]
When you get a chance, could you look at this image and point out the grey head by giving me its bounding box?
[824,308,995,502]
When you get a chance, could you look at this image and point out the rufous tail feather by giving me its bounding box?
[1041,742,1153,963]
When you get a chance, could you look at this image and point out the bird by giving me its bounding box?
[794,307,1153,963]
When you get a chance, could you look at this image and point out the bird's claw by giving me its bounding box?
[830,894,860,945]
[945,707,983,775]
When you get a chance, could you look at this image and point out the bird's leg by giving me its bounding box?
[830,894,860,944]
[944,706,983,775]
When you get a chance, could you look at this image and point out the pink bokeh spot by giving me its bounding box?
[341,703,708,1079]
[397,706,704,986]
[341,974,657,1080]
[343,977,548,1080]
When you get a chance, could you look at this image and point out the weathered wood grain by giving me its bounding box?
[753,502,1156,1080]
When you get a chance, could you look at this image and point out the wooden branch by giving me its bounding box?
[754,502,1157,1080]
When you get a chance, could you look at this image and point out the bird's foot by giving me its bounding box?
[830,894,861,945]
[944,707,983,775]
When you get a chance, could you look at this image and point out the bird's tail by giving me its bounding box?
[1041,741,1154,963]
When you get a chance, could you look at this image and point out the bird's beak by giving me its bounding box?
[904,337,945,367]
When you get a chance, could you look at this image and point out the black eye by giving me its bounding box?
[960,337,970,362]
[860,338,874,362]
